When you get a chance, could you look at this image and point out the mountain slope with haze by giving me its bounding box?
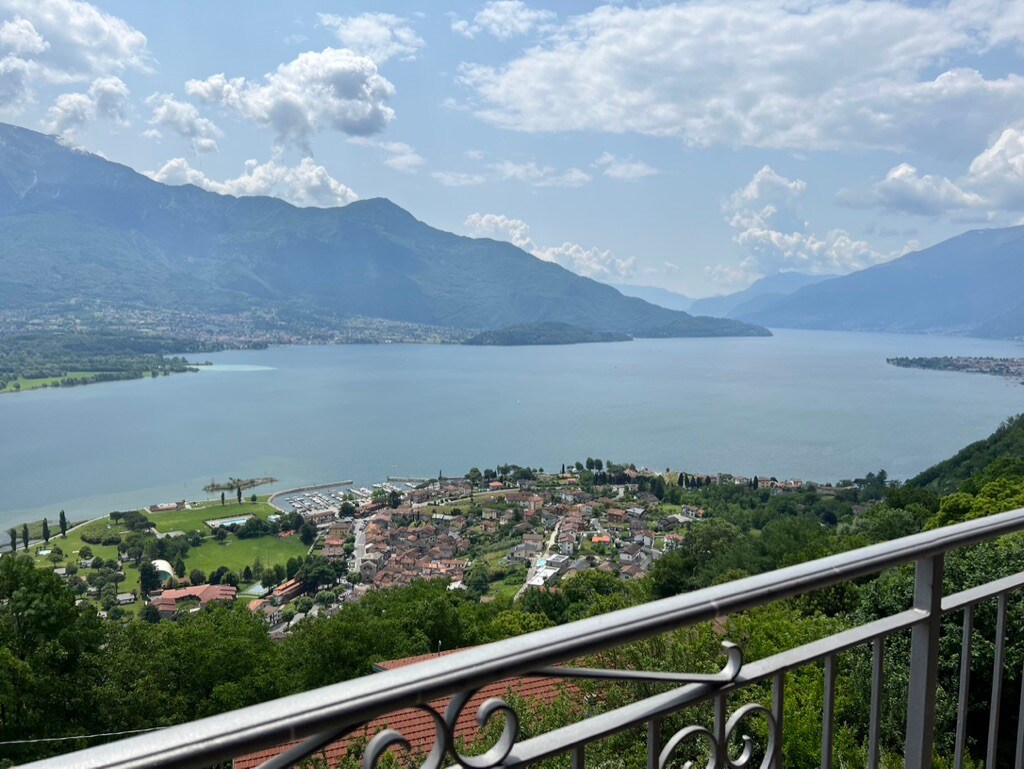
[0,123,768,339]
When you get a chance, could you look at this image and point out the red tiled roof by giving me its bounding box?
[233,649,568,769]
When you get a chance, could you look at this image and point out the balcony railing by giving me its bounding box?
[23,506,1024,769]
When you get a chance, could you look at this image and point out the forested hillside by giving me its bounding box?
[5,418,1024,766]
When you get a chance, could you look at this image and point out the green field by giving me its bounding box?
[144,499,278,533]
[184,533,308,575]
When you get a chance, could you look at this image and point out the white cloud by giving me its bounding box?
[708,165,899,286]
[145,93,221,153]
[319,12,424,63]
[0,54,35,109]
[490,159,590,187]
[186,48,395,149]
[964,127,1024,209]
[838,163,986,217]
[464,149,485,160]
[0,17,48,55]
[45,75,130,135]
[348,136,424,172]
[0,1,146,113]
[432,170,486,186]
[464,212,634,278]
[0,0,149,76]
[452,1,556,39]
[147,155,358,208]
[457,2,1024,156]
[594,152,658,181]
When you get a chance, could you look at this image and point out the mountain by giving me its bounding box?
[463,322,631,346]
[688,272,831,318]
[738,227,1024,338]
[0,123,768,339]
[608,283,694,312]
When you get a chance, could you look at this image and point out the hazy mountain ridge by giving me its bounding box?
[0,124,769,339]
[688,272,832,318]
[738,227,1024,338]
[608,283,694,311]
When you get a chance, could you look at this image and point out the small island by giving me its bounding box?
[887,356,1024,384]
[462,322,632,346]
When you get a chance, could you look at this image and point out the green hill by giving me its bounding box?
[463,322,631,346]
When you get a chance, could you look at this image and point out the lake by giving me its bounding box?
[1,329,1023,529]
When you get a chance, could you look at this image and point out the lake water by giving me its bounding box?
[1,329,1023,529]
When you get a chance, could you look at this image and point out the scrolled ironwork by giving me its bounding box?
[360,691,519,769]
[659,703,776,769]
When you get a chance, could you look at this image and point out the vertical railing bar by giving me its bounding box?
[1016,648,1024,769]
[822,653,836,769]
[771,672,785,769]
[869,637,883,769]
[571,743,585,769]
[714,692,727,767]
[955,605,973,769]
[989,594,1008,769]
[905,554,944,769]
[647,717,661,769]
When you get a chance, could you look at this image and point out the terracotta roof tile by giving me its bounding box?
[234,649,567,769]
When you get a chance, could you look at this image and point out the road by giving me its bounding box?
[514,518,563,602]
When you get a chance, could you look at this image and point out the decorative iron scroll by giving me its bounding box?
[658,703,777,769]
[362,691,519,769]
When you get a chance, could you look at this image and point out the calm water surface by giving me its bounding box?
[1,329,1022,528]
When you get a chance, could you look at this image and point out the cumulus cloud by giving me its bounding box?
[319,12,424,63]
[594,152,658,181]
[457,2,1024,156]
[147,155,358,208]
[0,0,149,76]
[490,160,590,187]
[452,1,556,39]
[145,93,221,153]
[348,136,424,172]
[464,212,635,278]
[45,75,130,135]
[838,163,986,217]
[838,124,1024,217]
[0,1,147,113]
[707,165,899,287]
[0,17,48,55]
[186,48,395,149]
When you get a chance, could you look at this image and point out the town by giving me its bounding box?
[15,460,865,641]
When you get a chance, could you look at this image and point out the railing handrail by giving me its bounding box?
[22,505,1024,769]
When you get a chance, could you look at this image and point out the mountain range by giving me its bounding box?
[688,272,832,319]
[608,283,694,312]
[0,123,768,339]
[737,227,1024,338]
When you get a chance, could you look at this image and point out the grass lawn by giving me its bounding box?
[184,533,308,576]
[144,499,278,533]
[489,572,526,601]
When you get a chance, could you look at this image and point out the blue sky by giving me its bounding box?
[1,0,1023,297]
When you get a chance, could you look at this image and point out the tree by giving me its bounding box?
[299,523,317,546]
[79,545,93,560]
[8,527,16,553]
[142,603,161,623]
[21,523,28,550]
[221,491,226,506]
[242,565,253,582]
[59,510,67,538]
[237,486,242,504]
[140,560,161,594]
[215,527,228,541]
[174,558,186,578]
[41,518,50,545]
[250,493,257,503]
[189,568,206,584]
[387,489,402,508]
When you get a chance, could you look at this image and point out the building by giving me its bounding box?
[248,598,281,625]
[149,584,237,619]
[271,578,304,604]
[116,592,136,605]
[151,559,175,583]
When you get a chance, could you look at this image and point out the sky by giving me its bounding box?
[1,0,1023,298]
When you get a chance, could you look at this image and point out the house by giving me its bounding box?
[53,567,67,579]
[249,598,281,625]
[149,584,237,620]
[605,509,627,524]
[116,592,136,605]
[620,543,643,564]
[271,578,304,604]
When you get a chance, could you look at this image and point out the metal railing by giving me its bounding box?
[24,506,1024,769]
